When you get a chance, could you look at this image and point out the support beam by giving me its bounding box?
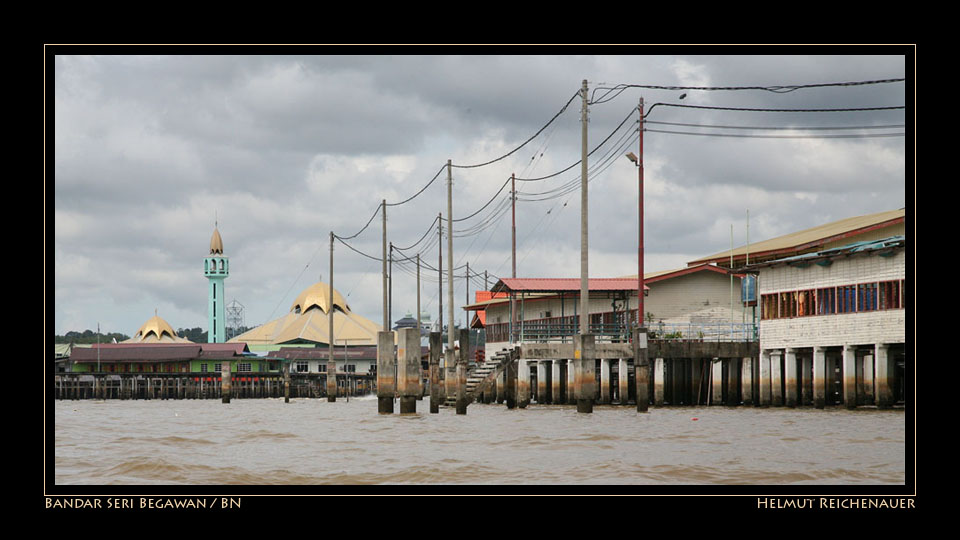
[619,358,630,405]
[785,348,798,408]
[574,333,595,413]
[813,347,826,409]
[741,357,753,406]
[600,358,611,404]
[429,332,442,413]
[875,343,894,409]
[759,350,771,407]
[397,327,419,414]
[221,362,231,404]
[552,361,562,405]
[518,360,531,408]
[711,358,723,405]
[654,357,665,406]
[843,345,857,409]
[377,331,396,414]
[771,351,783,406]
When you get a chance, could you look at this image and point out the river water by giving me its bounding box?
[53,397,906,486]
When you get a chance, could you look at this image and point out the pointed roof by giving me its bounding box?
[124,313,192,344]
[210,226,224,255]
[229,281,382,346]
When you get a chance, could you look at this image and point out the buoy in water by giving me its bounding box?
[691,418,698,421]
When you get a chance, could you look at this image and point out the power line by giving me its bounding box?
[644,103,905,118]
[451,89,580,169]
[644,128,905,139]
[590,78,906,105]
[644,120,906,131]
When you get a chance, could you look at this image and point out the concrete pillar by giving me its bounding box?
[429,332,442,413]
[654,357,665,406]
[505,356,518,409]
[537,360,548,404]
[759,350,771,407]
[741,357,753,405]
[567,359,576,404]
[600,358,611,404]
[518,360,531,408]
[863,354,875,405]
[771,351,783,406]
[445,350,457,406]
[397,328,419,414]
[843,345,857,409]
[283,362,291,403]
[377,331,396,414]
[618,358,630,405]
[574,334,596,413]
[813,347,826,409]
[784,348,798,408]
[711,358,723,405]
[634,327,649,411]
[726,358,739,406]
[802,354,813,406]
[456,328,470,414]
[221,363,231,404]
[552,361,561,405]
[875,343,894,409]
[691,358,703,405]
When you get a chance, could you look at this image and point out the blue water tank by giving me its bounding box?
[741,274,757,304]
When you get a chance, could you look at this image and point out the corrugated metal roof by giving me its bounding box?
[745,235,904,269]
[493,277,649,293]
[688,208,905,267]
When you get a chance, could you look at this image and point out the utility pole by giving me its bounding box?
[579,79,589,335]
[510,172,516,344]
[637,97,645,329]
[328,231,336,402]
[446,159,454,352]
[389,242,393,330]
[438,213,443,330]
[416,253,421,337]
[381,199,388,331]
[465,262,470,306]
[576,78,595,414]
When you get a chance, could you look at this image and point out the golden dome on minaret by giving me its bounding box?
[210,225,224,255]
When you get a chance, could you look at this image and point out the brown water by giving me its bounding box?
[53,397,906,485]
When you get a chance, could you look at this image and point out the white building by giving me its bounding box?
[748,235,906,408]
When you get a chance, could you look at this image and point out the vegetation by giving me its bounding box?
[55,330,130,344]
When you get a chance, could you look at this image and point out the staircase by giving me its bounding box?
[443,348,517,407]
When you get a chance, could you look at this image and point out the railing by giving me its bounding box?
[645,322,757,343]
[486,318,757,344]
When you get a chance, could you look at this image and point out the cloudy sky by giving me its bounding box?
[51,50,909,337]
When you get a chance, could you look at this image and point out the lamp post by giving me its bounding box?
[626,97,645,329]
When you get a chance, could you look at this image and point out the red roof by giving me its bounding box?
[494,278,649,293]
[73,342,250,363]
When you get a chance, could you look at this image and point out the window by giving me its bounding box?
[879,280,901,310]
[838,285,857,313]
[858,283,878,312]
[816,287,836,315]
[797,290,814,317]
[318,364,327,373]
[295,361,309,373]
[779,291,797,318]
[214,363,222,372]
[761,294,778,320]
[200,363,208,373]
[238,363,251,372]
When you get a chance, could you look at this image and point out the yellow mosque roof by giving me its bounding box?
[210,226,224,255]
[124,314,192,344]
[229,281,382,346]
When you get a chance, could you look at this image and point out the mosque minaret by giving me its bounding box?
[205,221,229,343]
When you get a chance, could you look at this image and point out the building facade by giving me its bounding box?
[750,236,906,408]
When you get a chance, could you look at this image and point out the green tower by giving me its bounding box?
[205,223,228,343]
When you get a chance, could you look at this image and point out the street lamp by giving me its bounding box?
[625,98,645,330]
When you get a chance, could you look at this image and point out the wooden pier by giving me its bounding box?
[53,372,374,401]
